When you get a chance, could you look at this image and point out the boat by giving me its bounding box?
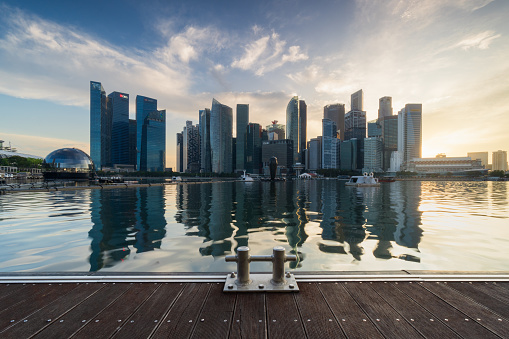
[172,176,183,182]
[345,172,380,187]
[239,170,255,182]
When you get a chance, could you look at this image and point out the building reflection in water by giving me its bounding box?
[88,186,166,271]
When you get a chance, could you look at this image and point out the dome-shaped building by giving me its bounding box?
[43,148,95,180]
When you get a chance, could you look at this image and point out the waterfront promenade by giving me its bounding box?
[1,272,508,338]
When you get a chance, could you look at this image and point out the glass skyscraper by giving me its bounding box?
[299,100,307,164]
[176,132,184,172]
[90,81,112,170]
[245,123,262,174]
[129,119,137,167]
[322,119,339,169]
[324,104,345,140]
[398,104,422,166]
[236,104,249,172]
[210,98,233,173]
[108,91,130,166]
[286,96,300,165]
[200,108,211,173]
[136,95,157,170]
[142,110,166,172]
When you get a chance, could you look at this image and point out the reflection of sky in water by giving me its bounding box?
[0,181,507,272]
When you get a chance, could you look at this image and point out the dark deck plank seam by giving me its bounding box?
[416,282,505,338]
[188,282,215,339]
[0,283,31,302]
[292,286,309,339]
[67,283,135,338]
[227,288,239,339]
[28,283,108,338]
[147,283,189,338]
[107,283,163,338]
[315,282,348,339]
[340,282,386,337]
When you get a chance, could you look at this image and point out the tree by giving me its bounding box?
[490,170,505,177]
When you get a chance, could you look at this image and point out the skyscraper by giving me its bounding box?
[345,109,366,170]
[136,95,157,170]
[129,119,137,167]
[378,96,393,119]
[380,115,398,170]
[398,104,422,167]
[492,150,508,171]
[467,152,488,168]
[183,120,200,173]
[351,89,364,111]
[286,96,300,165]
[322,119,339,169]
[324,104,345,140]
[236,104,249,172]
[141,110,166,172]
[199,108,211,173]
[299,100,307,164]
[363,137,383,173]
[108,91,130,166]
[266,121,285,140]
[176,132,183,172]
[210,98,233,173]
[306,137,322,171]
[367,119,382,138]
[245,123,262,174]
[90,81,112,170]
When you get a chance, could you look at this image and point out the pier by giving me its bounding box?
[1,272,508,338]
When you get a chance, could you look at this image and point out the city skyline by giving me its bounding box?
[1,1,508,168]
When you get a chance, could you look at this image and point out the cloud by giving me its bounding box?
[0,132,89,157]
[231,31,308,76]
[456,30,501,50]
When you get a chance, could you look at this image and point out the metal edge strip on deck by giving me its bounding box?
[1,274,509,283]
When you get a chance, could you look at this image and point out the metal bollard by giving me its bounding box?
[225,246,297,290]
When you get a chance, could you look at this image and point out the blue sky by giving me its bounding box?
[0,0,508,168]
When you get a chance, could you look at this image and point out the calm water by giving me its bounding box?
[0,181,508,273]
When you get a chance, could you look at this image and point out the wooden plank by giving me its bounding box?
[447,282,509,319]
[266,290,306,339]
[72,283,159,338]
[32,283,130,338]
[0,284,29,302]
[395,282,499,338]
[422,282,509,338]
[498,282,509,291]
[0,283,74,332]
[370,282,460,339]
[318,282,383,339]
[0,283,101,338]
[229,292,266,339]
[152,283,211,339]
[471,282,509,305]
[294,283,345,338]
[112,283,185,338]
[0,284,52,317]
[190,283,236,339]
[343,282,423,338]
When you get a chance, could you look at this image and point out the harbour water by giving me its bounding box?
[0,180,508,273]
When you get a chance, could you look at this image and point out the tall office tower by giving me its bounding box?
[367,119,382,138]
[245,123,262,174]
[363,137,383,173]
[90,81,112,170]
[345,110,366,170]
[236,104,249,172]
[199,108,212,173]
[380,115,398,170]
[176,132,183,172]
[129,119,137,167]
[232,138,237,172]
[492,150,508,171]
[183,121,200,173]
[378,96,393,119]
[340,139,358,171]
[210,98,233,173]
[322,119,340,169]
[467,152,488,168]
[306,137,322,171]
[108,91,130,166]
[286,96,300,165]
[324,104,345,140]
[136,96,157,170]
[299,100,307,164]
[266,121,285,140]
[261,139,294,170]
[351,89,364,111]
[141,110,165,172]
[398,104,422,167]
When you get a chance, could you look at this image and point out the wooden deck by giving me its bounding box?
[1,280,508,338]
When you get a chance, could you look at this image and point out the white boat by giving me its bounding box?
[345,172,380,187]
[240,170,255,182]
[172,176,183,182]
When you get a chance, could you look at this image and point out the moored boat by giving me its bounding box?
[345,172,380,187]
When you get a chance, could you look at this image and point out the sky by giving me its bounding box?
[0,0,508,168]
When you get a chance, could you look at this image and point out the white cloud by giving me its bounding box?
[456,30,501,50]
[231,31,308,76]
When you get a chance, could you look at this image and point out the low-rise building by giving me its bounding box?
[406,156,485,174]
